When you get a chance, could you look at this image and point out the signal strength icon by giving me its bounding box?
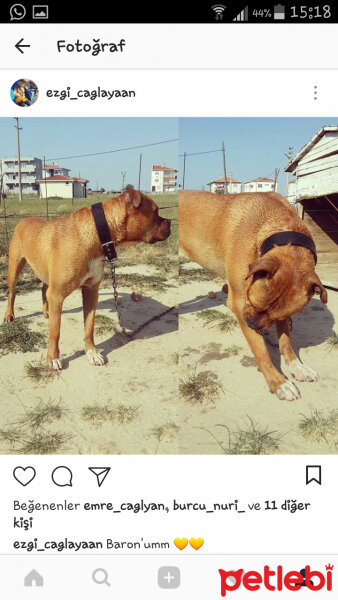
[233,5,249,21]
[212,4,226,20]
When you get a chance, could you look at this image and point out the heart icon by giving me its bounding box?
[13,466,36,486]
[189,538,204,551]
[174,538,188,551]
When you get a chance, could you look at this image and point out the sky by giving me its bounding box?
[1,117,337,194]
[0,118,178,191]
[179,118,338,194]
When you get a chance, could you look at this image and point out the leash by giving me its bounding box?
[108,260,176,338]
[91,202,177,338]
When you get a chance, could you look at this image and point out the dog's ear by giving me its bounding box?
[308,273,328,304]
[125,188,142,208]
[245,255,280,281]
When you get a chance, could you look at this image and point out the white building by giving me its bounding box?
[43,163,71,177]
[285,125,338,201]
[243,177,277,193]
[151,165,177,193]
[38,174,89,199]
[208,176,242,194]
[0,156,42,195]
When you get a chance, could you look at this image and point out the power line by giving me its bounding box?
[179,149,222,157]
[47,138,179,161]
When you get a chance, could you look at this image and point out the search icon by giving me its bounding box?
[92,568,111,587]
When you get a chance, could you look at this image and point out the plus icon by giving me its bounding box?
[158,566,181,589]
[164,571,175,584]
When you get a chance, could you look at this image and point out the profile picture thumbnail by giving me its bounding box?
[10,78,39,107]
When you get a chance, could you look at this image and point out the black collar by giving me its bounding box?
[260,231,317,264]
[91,202,117,262]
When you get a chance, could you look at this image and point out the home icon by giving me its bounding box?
[24,569,44,587]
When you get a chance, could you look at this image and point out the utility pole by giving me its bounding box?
[14,117,23,202]
[222,141,228,194]
[43,155,49,219]
[138,153,142,190]
[284,146,293,198]
[274,168,280,192]
[182,152,186,190]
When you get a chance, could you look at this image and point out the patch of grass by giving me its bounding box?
[95,314,117,335]
[0,427,23,447]
[179,266,215,284]
[325,333,338,351]
[0,262,40,296]
[179,368,224,405]
[0,397,72,454]
[150,422,179,442]
[15,432,73,454]
[16,399,66,430]
[299,410,338,445]
[25,359,58,384]
[223,345,241,357]
[196,309,238,332]
[82,403,140,428]
[0,319,46,355]
[103,270,173,292]
[170,352,180,366]
[200,418,282,455]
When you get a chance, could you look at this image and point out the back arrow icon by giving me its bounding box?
[15,38,30,54]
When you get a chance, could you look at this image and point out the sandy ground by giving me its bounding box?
[0,265,178,455]
[0,260,337,455]
[177,263,338,455]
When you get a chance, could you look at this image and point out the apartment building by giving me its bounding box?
[151,165,177,193]
[0,156,42,195]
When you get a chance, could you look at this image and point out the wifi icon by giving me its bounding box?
[212,4,226,20]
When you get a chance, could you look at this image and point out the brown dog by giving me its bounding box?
[4,189,170,369]
[179,190,327,401]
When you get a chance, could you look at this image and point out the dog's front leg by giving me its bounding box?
[233,309,300,401]
[275,319,319,383]
[82,284,105,366]
[46,288,64,370]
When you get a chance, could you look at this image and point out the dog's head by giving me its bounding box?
[120,188,171,244]
[243,253,327,332]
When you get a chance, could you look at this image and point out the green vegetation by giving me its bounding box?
[299,409,338,446]
[81,402,140,428]
[179,368,224,405]
[0,319,46,355]
[200,418,283,455]
[196,309,238,332]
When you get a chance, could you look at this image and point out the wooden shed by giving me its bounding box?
[285,126,338,289]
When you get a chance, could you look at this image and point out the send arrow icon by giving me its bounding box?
[89,467,111,487]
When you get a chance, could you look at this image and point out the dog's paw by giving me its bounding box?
[3,314,14,323]
[50,358,62,370]
[86,349,105,366]
[287,359,319,382]
[276,381,300,401]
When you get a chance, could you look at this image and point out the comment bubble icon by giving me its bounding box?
[52,466,73,487]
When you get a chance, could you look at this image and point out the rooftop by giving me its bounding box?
[208,176,242,184]
[285,125,338,172]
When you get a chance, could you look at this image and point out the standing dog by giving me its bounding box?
[179,190,327,401]
[4,189,170,369]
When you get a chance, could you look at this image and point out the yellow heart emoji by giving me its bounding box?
[174,538,188,551]
[189,537,204,550]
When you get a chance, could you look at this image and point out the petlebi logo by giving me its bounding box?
[218,564,334,596]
